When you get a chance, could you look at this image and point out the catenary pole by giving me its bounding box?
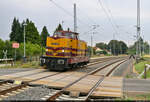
[137,0,141,57]
[23,23,27,62]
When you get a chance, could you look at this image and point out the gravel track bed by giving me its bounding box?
[0,68,36,75]
[3,86,54,101]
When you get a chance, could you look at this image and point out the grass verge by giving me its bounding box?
[125,94,150,100]
[134,57,150,78]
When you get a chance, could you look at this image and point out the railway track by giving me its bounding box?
[0,82,32,100]
[42,58,127,101]
[0,71,63,100]
[0,57,128,101]
[71,56,128,72]
[0,56,125,82]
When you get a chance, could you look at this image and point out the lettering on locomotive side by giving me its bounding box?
[51,43,59,45]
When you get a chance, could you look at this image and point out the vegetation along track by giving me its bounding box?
[43,58,128,101]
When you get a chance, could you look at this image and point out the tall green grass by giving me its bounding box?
[135,58,150,78]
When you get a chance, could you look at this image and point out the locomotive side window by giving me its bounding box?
[71,33,75,39]
[65,33,72,38]
[64,32,75,39]
[53,32,62,37]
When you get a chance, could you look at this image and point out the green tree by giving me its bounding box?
[0,39,5,58]
[108,40,118,55]
[3,40,14,58]
[143,42,150,54]
[119,41,128,54]
[18,42,42,57]
[108,40,128,55]
[54,24,63,32]
[96,42,108,50]
[24,19,40,45]
[128,37,150,55]
[9,17,23,43]
[41,26,49,47]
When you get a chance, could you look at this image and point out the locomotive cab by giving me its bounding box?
[53,31,79,39]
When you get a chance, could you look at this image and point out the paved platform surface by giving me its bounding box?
[123,78,150,96]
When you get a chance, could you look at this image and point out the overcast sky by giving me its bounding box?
[0,0,150,46]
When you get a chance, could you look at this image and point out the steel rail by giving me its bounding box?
[46,58,127,101]
[87,58,117,66]
[84,59,127,101]
[87,56,128,67]
[70,57,125,72]
[0,83,27,95]
[0,72,61,96]
[0,81,9,86]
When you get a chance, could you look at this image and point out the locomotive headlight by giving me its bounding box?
[54,35,57,38]
[46,49,48,52]
[62,49,65,52]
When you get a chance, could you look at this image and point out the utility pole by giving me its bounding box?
[142,35,145,55]
[113,33,116,55]
[149,44,150,55]
[91,25,99,57]
[41,35,43,56]
[62,21,64,29]
[74,3,77,32]
[110,46,112,55]
[23,23,27,62]
[120,43,122,55]
[91,33,93,57]
[136,35,138,55]
[137,0,141,57]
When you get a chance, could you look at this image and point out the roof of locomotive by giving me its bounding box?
[55,30,79,35]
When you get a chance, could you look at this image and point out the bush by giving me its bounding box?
[0,40,43,60]
[0,39,5,59]
[17,42,43,59]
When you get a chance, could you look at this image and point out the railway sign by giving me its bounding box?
[12,43,19,48]
[12,43,19,64]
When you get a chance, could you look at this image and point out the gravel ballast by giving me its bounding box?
[3,86,54,101]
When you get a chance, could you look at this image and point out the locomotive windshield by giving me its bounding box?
[53,32,62,37]
[53,31,75,39]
